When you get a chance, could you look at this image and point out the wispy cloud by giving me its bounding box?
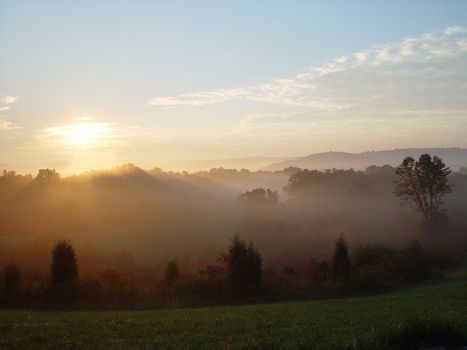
[149,89,246,106]
[0,96,20,130]
[0,119,18,130]
[0,96,18,105]
[148,26,467,110]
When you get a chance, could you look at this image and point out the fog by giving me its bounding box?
[1,163,467,277]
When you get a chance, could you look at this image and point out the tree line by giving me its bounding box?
[1,154,466,308]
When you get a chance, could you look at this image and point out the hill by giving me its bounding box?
[264,148,467,171]
[167,156,290,172]
[1,269,466,349]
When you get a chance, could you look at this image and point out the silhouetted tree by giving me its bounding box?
[227,236,262,296]
[238,188,278,208]
[35,168,61,184]
[164,260,180,284]
[1,170,18,181]
[3,263,21,301]
[50,240,78,285]
[394,154,451,226]
[332,236,351,280]
[246,242,262,294]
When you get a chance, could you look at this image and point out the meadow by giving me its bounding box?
[1,269,466,350]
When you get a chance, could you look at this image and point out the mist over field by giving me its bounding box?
[1,148,467,279]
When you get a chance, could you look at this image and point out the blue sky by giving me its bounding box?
[1,1,467,173]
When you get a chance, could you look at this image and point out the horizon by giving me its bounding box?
[3,146,467,176]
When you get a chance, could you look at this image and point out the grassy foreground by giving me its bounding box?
[1,271,466,350]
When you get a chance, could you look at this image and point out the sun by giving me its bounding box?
[44,120,112,147]
[67,123,105,145]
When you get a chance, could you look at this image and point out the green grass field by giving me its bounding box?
[1,271,466,350]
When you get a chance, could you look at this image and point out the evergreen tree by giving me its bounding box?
[332,236,351,280]
[227,236,262,296]
[50,240,78,285]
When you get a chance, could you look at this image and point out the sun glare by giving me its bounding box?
[43,121,112,147]
[68,124,104,145]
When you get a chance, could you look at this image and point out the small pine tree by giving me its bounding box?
[332,236,351,280]
[227,236,262,296]
[228,236,249,295]
[246,242,262,294]
[164,260,180,284]
[50,240,78,285]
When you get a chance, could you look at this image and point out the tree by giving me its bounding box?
[238,188,278,208]
[35,168,61,184]
[394,154,451,225]
[332,236,351,280]
[227,236,262,296]
[50,240,78,285]
[164,260,180,284]
[245,242,262,294]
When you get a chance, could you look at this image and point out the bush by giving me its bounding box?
[392,241,437,282]
[352,244,395,269]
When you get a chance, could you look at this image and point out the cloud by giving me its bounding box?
[147,26,467,110]
[148,89,246,106]
[0,96,20,130]
[0,96,18,105]
[0,118,19,130]
[444,26,467,35]
[229,108,467,155]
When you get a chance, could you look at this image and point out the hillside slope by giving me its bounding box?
[264,148,467,171]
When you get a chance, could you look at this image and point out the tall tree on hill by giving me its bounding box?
[394,154,451,229]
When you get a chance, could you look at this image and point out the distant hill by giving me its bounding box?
[167,156,290,172]
[264,148,467,171]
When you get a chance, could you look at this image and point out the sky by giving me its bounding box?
[1,0,467,174]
